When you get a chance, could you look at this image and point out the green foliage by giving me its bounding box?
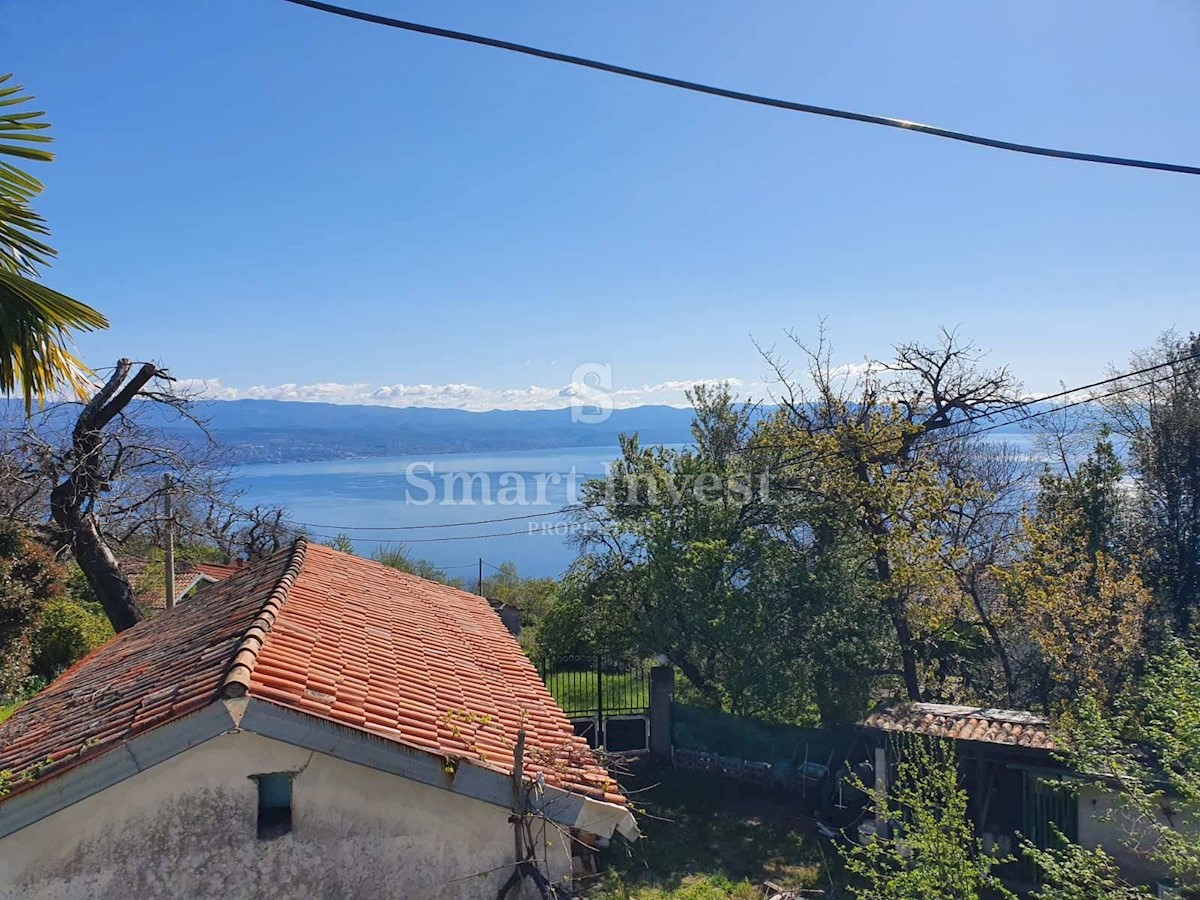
[839,734,1012,900]
[559,386,827,721]
[0,674,44,724]
[324,532,355,554]
[1036,431,1129,559]
[130,541,229,610]
[1054,638,1200,890]
[540,669,648,715]
[593,873,761,900]
[28,595,113,681]
[530,584,594,659]
[1121,332,1200,631]
[372,543,456,584]
[0,521,63,699]
[1021,827,1149,899]
[476,559,558,652]
[592,764,827,899]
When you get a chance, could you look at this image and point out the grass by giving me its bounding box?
[0,704,17,724]
[586,763,841,899]
[542,670,650,717]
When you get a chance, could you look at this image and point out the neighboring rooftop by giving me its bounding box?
[0,540,621,806]
[860,702,1055,750]
[124,558,246,610]
[191,561,247,580]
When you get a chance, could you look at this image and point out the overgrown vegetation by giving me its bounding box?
[0,521,63,698]
[839,735,1011,900]
[590,764,831,899]
[544,330,1200,724]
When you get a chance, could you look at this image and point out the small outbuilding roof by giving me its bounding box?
[127,559,246,611]
[0,540,624,810]
[860,702,1055,750]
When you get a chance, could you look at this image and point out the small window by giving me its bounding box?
[253,772,293,840]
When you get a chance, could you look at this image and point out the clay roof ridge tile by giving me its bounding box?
[220,539,309,699]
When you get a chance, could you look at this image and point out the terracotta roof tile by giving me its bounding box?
[859,702,1055,750]
[0,545,301,787]
[135,560,246,611]
[0,541,621,807]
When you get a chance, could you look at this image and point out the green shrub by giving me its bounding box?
[29,597,113,682]
[0,523,64,698]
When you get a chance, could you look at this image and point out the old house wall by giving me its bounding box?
[1076,782,1174,887]
[0,730,571,900]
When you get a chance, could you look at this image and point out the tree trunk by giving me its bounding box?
[673,655,722,708]
[49,491,141,631]
[867,521,923,702]
[966,572,1016,704]
[49,359,162,632]
[887,596,923,702]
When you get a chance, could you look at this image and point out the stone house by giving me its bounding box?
[0,540,635,899]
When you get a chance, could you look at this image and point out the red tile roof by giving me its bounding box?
[0,540,621,806]
[860,702,1055,750]
[0,548,298,783]
[130,560,245,611]
[192,562,247,580]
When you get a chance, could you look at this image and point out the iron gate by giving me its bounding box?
[535,655,651,753]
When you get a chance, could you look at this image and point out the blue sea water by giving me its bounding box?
[232,446,628,578]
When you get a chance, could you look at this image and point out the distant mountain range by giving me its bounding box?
[2,398,1040,465]
[178,400,702,463]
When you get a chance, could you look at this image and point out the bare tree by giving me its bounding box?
[763,328,1023,701]
[48,361,166,629]
[2,358,293,631]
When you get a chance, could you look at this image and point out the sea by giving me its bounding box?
[232,446,628,579]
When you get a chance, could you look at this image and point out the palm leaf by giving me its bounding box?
[0,74,108,413]
[0,271,108,412]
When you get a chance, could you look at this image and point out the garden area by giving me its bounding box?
[588,762,841,899]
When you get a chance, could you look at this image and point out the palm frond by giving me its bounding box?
[0,271,108,412]
[0,75,53,166]
[0,74,109,413]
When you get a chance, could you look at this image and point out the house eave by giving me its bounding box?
[0,696,637,842]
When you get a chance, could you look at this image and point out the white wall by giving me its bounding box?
[0,731,572,900]
[1077,782,1172,886]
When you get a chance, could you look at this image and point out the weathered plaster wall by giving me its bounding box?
[1077,783,1173,887]
[0,731,571,900]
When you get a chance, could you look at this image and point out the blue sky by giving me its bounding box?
[8,0,1198,408]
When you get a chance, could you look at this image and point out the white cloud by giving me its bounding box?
[829,361,877,379]
[174,377,759,412]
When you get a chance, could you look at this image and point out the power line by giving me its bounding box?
[281,0,1200,177]
[304,527,554,544]
[287,365,1171,542]
[744,348,1200,460]
[262,356,1200,534]
[285,506,576,531]
[900,352,1199,447]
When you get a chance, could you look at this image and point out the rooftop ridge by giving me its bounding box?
[220,538,308,699]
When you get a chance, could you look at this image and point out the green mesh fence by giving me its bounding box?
[670,702,858,784]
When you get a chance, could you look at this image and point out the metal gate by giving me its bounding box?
[535,655,651,753]
[1021,770,1079,881]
